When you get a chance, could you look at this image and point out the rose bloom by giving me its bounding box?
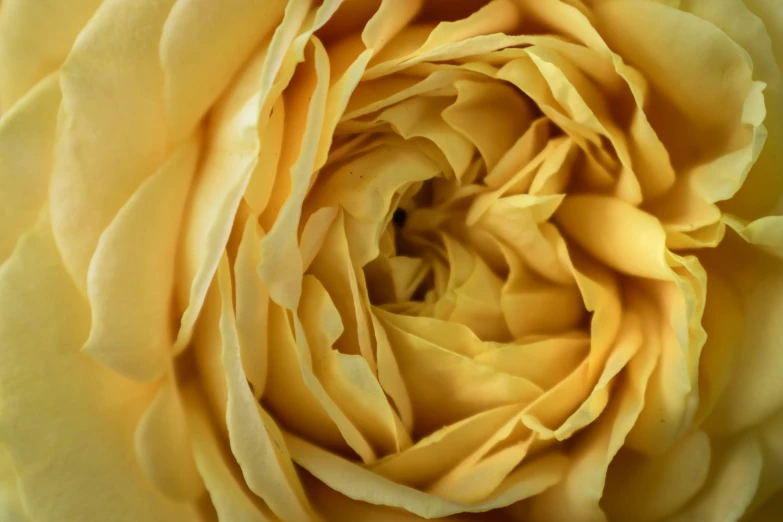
[1,0,783,521]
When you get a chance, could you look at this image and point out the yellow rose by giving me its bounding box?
[1,0,782,521]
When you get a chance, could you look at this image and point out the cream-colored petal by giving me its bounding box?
[0,73,60,265]
[0,449,30,522]
[287,434,567,519]
[0,210,199,522]
[259,36,331,310]
[84,131,201,381]
[184,386,279,522]
[160,0,286,141]
[135,376,204,501]
[50,0,175,292]
[0,0,100,110]
[216,255,318,522]
[234,215,269,398]
[176,0,314,351]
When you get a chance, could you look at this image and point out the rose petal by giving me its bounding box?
[84,131,201,381]
[0,0,100,110]
[286,434,567,519]
[216,254,317,521]
[0,73,60,264]
[0,211,198,522]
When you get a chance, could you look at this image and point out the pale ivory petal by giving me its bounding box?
[0,0,100,110]
[216,254,318,522]
[286,434,567,519]
[556,195,672,280]
[299,273,399,456]
[160,0,287,142]
[175,0,313,351]
[0,448,30,522]
[0,210,199,522]
[135,376,204,501]
[667,437,763,522]
[234,215,269,399]
[602,431,711,522]
[184,386,280,522]
[50,0,176,293]
[83,131,201,382]
[0,73,60,264]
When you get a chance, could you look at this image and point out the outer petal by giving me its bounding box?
[0,210,199,522]
[0,0,100,110]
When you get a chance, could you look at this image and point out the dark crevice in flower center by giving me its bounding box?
[392,207,407,228]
